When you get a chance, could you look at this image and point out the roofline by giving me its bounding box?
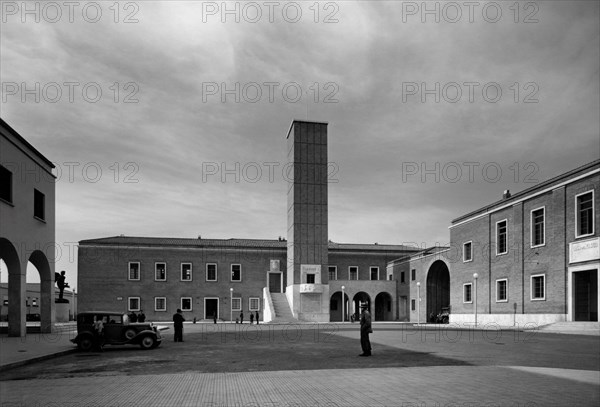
[0,117,55,169]
[286,119,329,139]
[450,160,600,227]
[388,248,451,266]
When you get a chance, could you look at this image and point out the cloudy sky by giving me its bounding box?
[1,1,599,288]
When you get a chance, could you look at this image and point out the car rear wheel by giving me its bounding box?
[140,335,156,350]
[78,335,94,352]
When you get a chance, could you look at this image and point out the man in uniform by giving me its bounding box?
[359,304,372,356]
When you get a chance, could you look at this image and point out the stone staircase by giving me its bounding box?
[270,293,297,323]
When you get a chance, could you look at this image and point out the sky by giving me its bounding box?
[1,1,599,289]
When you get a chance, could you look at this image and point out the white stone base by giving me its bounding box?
[450,313,566,327]
[55,302,70,322]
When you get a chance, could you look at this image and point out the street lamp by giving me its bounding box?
[229,287,233,323]
[416,282,421,325]
[72,289,76,321]
[473,273,478,327]
[341,285,345,322]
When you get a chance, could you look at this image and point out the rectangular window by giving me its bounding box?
[531,274,545,300]
[249,297,260,311]
[349,266,358,280]
[206,263,217,281]
[576,191,594,237]
[496,220,508,255]
[400,271,405,284]
[34,189,45,220]
[328,266,337,281]
[128,262,140,281]
[231,264,241,282]
[463,283,472,303]
[370,267,379,281]
[388,273,393,281]
[411,299,415,311]
[155,297,166,311]
[0,165,12,203]
[32,298,38,307]
[181,263,192,281]
[531,207,545,247]
[306,273,315,284]
[411,269,416,281]
[496,279,508,302]
[463,241,473,262]
[155,262,166,281]
[181,297,192,311]
[231,297,241,311]
[128,297,140,311]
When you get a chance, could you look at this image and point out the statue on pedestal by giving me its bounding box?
[55,270,70,303]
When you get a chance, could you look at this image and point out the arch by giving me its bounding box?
[329,291,349,322]
[0,237,24,336]
[374,291,393,321]
[351,292,371,322]
[426,260,450,323]
[28,250,54,332]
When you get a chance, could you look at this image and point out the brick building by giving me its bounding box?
[77,236,416,322]
[444,159,599,325]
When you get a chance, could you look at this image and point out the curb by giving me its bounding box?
[1,348,78,371]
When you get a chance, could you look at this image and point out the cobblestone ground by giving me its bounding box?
[1,324,598,406]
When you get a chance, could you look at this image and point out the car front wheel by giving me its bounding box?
[140,335,156,350]
[78,335,94,352]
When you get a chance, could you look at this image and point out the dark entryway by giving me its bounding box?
[426,260,450,323]
[269,273,282,293]
[375,292,393,321]
[205,298,219,320]
[574,270,598,321]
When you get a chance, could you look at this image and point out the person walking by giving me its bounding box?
[359,304,372,356]
[93,315,105,352]
[239,311,244,324]
[213,313,217,324]
[250,312,254,324]
[173,308,185,342]
[255,310,259,324]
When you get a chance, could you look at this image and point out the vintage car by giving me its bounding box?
[71,311,165,351]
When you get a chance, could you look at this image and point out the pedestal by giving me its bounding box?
[55,301,70,322]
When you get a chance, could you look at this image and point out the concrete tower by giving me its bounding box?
[285,120,329,322]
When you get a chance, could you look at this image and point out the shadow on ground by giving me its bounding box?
[0,327,469,380]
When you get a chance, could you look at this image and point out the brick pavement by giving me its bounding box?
[0,365,598,406]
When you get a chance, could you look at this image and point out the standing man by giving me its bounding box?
[255,310,259,324]
[173,308,185,342]
[359,304,372,356]
[239,310,244,324]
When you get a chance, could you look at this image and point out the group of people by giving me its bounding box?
[128,311,146,322]
[237,310,260,324]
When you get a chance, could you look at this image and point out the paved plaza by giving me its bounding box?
[1,323,599,407]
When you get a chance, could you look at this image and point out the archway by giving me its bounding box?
[352,292,371,322]
[1,237,23,336]
[375,292,393,321]
[426,260,450,323]
[329,291,349,322]
[28,250,54,332]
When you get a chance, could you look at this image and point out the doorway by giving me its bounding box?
[204,298,219,320]
[573,270,598,321]
[269,272,282,293]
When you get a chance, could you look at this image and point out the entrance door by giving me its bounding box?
[574,270,598,321]
[205,298,219,320]
[269,273,281,293]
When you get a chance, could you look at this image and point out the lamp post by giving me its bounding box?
[229,288,233,323]
[72,289,76,321]
[416,282,421,325]
[341,285,345,322]
[473,273,478,327]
